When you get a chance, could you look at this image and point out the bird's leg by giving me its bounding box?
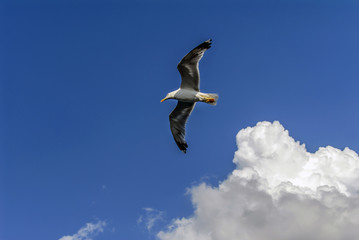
[197,93,215,103]
[196,92,218,106]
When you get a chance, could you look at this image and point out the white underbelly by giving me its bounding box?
[174,89,199,102]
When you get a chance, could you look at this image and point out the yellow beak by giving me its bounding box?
[160,97,167,102]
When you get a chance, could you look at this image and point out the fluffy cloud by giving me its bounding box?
[59,220,106,240]
[157,121,359,240]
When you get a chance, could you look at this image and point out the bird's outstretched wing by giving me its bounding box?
[169,101,196,153]
[177,39,212,92]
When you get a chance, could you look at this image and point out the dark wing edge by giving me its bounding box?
[177,39,212,91]
[169,101,196,153]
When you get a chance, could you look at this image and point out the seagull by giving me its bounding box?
[161,39,218,153]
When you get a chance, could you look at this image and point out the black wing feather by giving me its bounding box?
[177,39,212,91]
[169,101,196,153]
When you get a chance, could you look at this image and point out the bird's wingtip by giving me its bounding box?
[177,141,188,153]
[201,39,212,49]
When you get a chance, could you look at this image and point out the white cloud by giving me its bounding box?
[158,121,359,240]
[59,220,106,240]
[138,207,165,231]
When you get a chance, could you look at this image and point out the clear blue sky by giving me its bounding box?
[1,0,359,239]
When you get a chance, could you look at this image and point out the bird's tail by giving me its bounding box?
[202,93,219,106]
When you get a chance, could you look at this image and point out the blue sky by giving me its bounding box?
[1,0,359,239]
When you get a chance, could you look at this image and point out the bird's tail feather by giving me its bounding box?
[203,93,219,106]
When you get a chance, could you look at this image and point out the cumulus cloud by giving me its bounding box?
[158,121,359,240]
[59,220,106,240]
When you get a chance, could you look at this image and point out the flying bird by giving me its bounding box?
[161,39,218,153]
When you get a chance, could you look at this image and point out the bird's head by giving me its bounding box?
[161,91,176,102]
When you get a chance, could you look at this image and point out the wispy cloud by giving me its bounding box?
[138,207,165,232]
[59,220,106,240]
[158,121,359,240]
